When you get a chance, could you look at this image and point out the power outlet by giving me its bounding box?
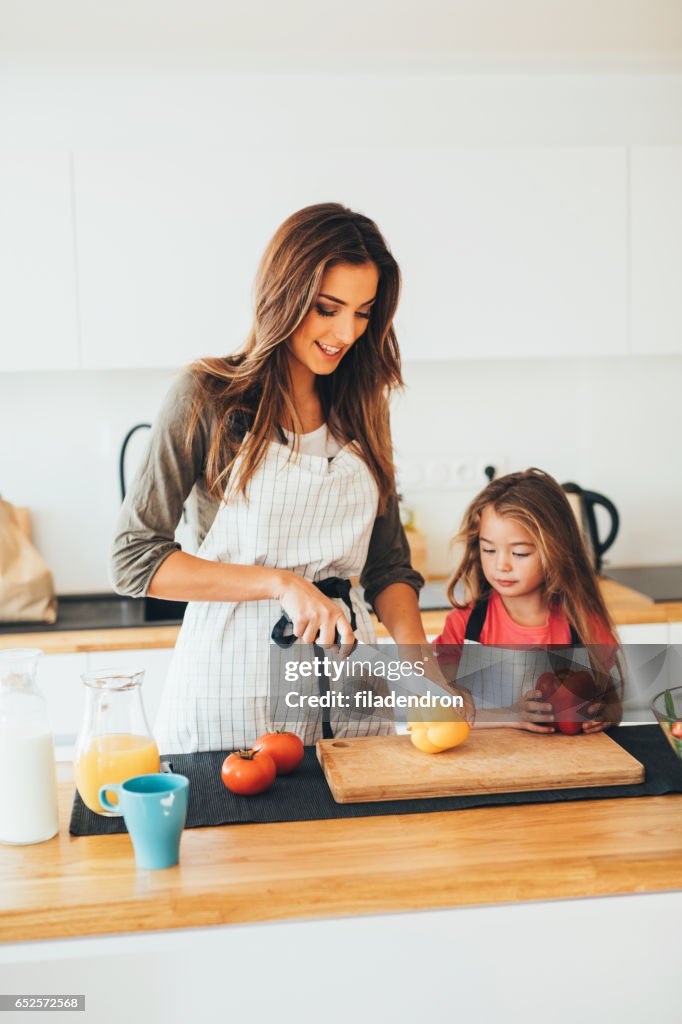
[396,457,507,493]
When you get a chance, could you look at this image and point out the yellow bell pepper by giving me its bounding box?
[407,711,470,754]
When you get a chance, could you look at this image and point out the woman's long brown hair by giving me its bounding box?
[184,203,404,513]
[446,469,620,679]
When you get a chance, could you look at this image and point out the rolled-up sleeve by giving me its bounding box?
[360,491,425,615]
[109,371,210,597]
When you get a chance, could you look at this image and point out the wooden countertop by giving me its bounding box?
[1,578,680,654]
[2,770,682,944]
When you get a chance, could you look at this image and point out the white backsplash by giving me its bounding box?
[0,354,680,592]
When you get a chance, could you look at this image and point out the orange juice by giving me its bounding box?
[74,733,160,814]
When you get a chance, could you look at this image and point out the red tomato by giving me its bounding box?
[254,731,305,775]
[672,721,682,740]
[221,749,276,795]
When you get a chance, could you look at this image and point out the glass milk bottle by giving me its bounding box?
[74,668,160,816]
[0,649,60,845]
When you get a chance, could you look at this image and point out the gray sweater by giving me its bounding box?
[110,371,424,613]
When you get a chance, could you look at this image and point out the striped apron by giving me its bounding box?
[153,436,389,753]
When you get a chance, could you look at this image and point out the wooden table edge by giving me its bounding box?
[3,786,682,944]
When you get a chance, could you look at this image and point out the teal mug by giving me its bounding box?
[99,773,189,869]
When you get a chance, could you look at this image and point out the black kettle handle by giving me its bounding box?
[581,490,620,561]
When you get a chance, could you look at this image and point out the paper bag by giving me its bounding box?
[0,497,57,623]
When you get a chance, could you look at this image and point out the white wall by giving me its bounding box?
[0,354,679,592]
[3,73,682,149]
[393,355,682,574]
[0,368,176,593]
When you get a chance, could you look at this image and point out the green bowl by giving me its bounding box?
[651,686,682,761]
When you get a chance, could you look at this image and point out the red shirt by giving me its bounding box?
[433,590,615,655]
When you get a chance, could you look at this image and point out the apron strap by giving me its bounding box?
[271,577,358,740]
[464,598,489,643]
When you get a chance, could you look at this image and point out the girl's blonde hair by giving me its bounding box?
[184,202,403,513]
[446,468,616,650]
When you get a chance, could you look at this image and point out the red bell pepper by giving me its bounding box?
[536,669,597,736]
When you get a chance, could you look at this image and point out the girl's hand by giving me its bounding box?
[581,702,614,734]
[581,673,623,733]
[507,689,556,733]
[273,571,355,652]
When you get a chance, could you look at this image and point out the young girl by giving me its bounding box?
[434,468,622,733]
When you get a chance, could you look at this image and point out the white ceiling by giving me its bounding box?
[1,0,682,73]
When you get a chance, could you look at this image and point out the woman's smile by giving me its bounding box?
[315,340,344,359]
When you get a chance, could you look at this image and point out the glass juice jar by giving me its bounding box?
[74,668,160,815]
[0,648,60,845]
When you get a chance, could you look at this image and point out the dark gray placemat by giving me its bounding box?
[69,725,682,836]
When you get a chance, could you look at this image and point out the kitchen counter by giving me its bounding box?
[2,766,682,944]
[1,578,681,654]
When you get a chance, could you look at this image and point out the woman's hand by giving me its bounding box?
[505,689,557,733]
[274,571,355,651]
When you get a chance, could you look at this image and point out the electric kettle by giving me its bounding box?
[562,483,619,574]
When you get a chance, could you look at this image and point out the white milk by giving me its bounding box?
[0,726,59,844]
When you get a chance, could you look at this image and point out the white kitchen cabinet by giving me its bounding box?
[668,624,682,697]
[0,150,80,370]
[386,147,628,360]
[86,648,173,741]
[36,653,87,743]
[615,622,669,723]
[41,648,173,753]
[668,623,682,646]
[73,146,628,367]
[631,146,682,354]
[615,622,670,645]
[3,892,681,1024]
[74,150,248,368]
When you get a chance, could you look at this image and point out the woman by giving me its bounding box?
[111,203,427,753]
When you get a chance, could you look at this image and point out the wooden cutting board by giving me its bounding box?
[316,730,644,803]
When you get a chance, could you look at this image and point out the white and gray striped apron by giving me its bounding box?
[153,436,389,754]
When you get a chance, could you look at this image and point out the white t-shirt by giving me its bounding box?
[283,423,342,459]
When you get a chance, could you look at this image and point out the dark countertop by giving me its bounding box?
[0,594,186,635]
[604,565,682,603]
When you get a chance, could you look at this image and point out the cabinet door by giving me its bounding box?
[41,650,173,758]
[631,147,682,354]
[74,150,297,369]
[37,653,87,747]
[393,147,627,360]
[86,648,173,738]
[0,151,79,370]
[615,622,669,724]
[668,623,682,645]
